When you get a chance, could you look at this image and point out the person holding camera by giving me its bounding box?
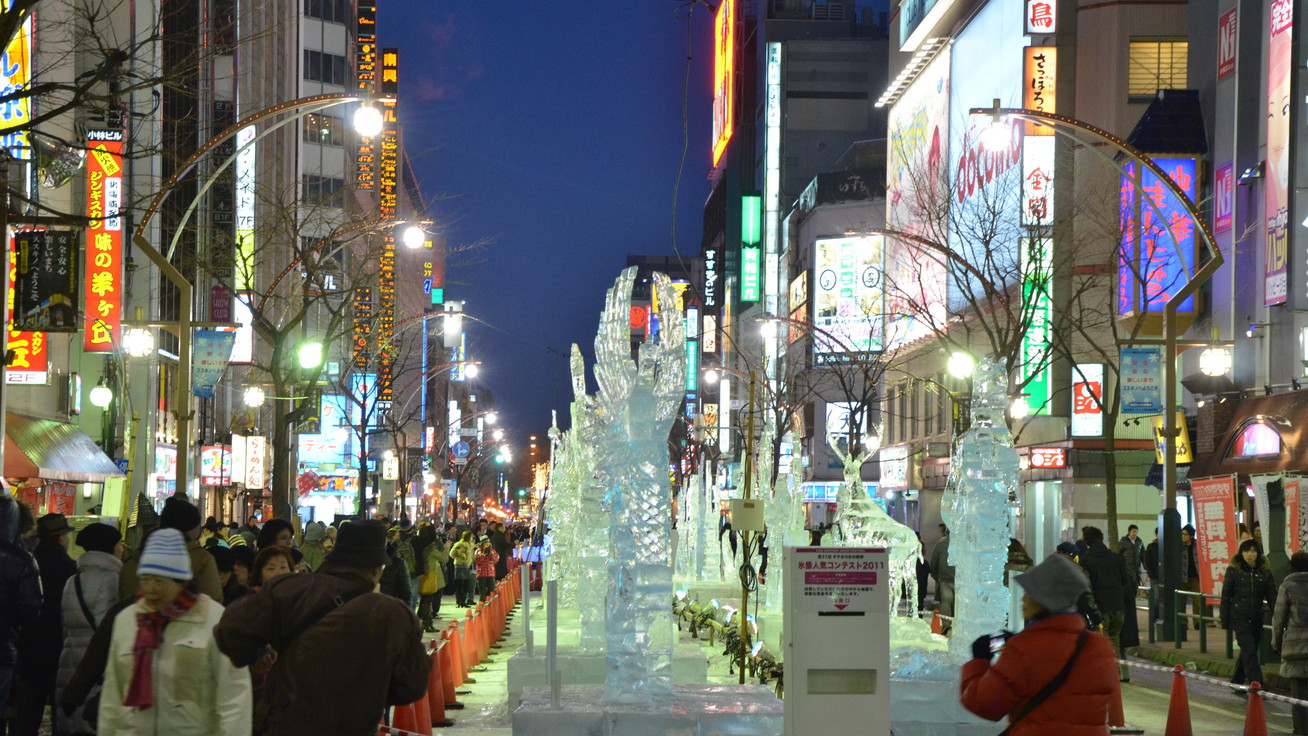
[960,553,1118,735]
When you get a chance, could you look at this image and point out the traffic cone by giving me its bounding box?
[930,610,942,635]
[437,637,464,709]
[445,624,473,690]
[425,644,453,728]
[1164,665,1193,736]
[1243,682,1268,736]
[391,703,421,735]
[1108,677,1126,728]
[410,693,434,735]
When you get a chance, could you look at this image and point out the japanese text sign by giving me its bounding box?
[1070,363,1104,437]
[1023,47,1056,135]
[0,11,32,159]
[5,232,47,383]
[1024,0,1055,34]
[83,131,125,352]
[14,231,78,332]
[791,547,886,613]
[1119,347,1162,414]
[1118,157,1198,317]
[1190,475,1237,596]
[1029,446,1066,469]
[1218,9,1237,80]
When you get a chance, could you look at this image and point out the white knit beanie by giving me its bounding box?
[138,528,194,581]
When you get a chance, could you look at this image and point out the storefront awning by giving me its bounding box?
[3,413,124,483]
[1186,393,1308,480]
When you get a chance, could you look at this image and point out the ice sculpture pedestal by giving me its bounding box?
[512,683,784,736]
[506,643,710,708]
[890,676,997,736]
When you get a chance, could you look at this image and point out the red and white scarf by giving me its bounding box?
[123,586,200,709]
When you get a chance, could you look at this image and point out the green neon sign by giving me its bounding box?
[1019,237,1053,415]
[741,246,761,302]
[741,193,761,245]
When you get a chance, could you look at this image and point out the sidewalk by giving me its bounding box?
[1127,604,1295,692]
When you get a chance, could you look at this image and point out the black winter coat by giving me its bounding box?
[0,523,41,668]
[1079,543,1131,614]
[1221,558,1277,628]
[18,544,76,677]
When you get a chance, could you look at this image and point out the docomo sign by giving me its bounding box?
[84,131,125,352]
[956,121,1021,204]
[1028,446,1067,469]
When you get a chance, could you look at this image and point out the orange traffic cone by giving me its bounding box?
[437,637,464,709]
[1109,677,1126,728]
[1162,665,1193,736]
[445,624,473,688]
[1243,682,1268,736]
[410,693,434,735]
[391,703,421,735]
[427,643,454,727]
[930,610,942,635]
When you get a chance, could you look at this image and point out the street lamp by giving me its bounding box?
[401,224,426,250]
[298,342,324,370]
[89,384,114,408]
[353,103,385,138]
[243,386,266,408]
[1199,346,1233,377]
[947,351,976,380]
[122,328,155,358]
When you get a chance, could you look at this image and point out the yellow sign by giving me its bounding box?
[1023,46,1056,136]
[1151,411,1194,464]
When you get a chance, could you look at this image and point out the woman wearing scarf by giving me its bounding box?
[98,528,251,735]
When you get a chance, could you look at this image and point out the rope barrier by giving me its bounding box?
[1118,658,1308,708]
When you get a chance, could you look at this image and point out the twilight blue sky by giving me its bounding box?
[381,1,715,443]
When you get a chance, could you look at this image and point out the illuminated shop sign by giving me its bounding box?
[741,192,761,301]
[1070,363,1104,437]
[355,0,377,191]
[711,0,735,166]
[84,131,124,352]
[1029,447,1066,469]
[377,48,399,402]
[234,125,256,290]
[1266,0,1290,306]
[6,233,47,384]
[763,43,782,288]
[813,236,885,358]
[1024,0,1056,34]
[1018,237,1052,414]
[1117,157,1198,318]
[0,9,32,159]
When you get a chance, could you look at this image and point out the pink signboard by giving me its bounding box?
[1214,163,1234,233]
[1218,9,1237,80]
[1191,475,1237,596]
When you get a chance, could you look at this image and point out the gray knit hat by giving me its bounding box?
[1016,553,1089,613]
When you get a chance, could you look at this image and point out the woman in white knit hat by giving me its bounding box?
[98,527,251,735]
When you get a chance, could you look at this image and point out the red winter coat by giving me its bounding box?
[475,547,499,578]
[960,612,1118,736]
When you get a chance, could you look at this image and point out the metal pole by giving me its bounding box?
[133,234,193,497]
[521,563,534,657]
[739,372,757,684]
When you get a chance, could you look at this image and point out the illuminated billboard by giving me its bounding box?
[741,192,761,301]
[1117,157,1198,318]
[813,236,884,358]
[1266,0,1291,306]
[234,125,256,291]
[0,10,31,159]
[84,131,125,352]
[711,0,735,166]
[6,233,47,384]
[377,48,399,402]
[1018,237,1052,415]
[355,0,377,191]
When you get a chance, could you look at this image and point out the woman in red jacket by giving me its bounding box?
[960,553,1120,735]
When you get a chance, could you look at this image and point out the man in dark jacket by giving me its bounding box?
[13,514,77,735]
[930,529,956,617]
[214,520,430,736]
[490,521,513,580]
[0,497,41,725]
[1079,526,1132,680]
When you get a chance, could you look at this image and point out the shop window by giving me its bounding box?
[1128,39,1188,99]
[302,113,344,146]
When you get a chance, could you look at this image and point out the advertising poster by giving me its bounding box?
[1117,158,1199,316]
[5,233,48,384]
[1190,475,1237,596]
[1218,8,1237,80]
[1266,0,1292,306]
[886,48,949,347]
[1286,475,1301,555]
[1119,347,1162,413]
[191,330,236,398]
[1214,163,1234,233]
[13,231,78,332]
[47,482,76,515]
[790,547,887,613]
[813,236,885,357]
[83,131,125,352]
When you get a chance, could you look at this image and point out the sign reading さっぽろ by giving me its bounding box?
[84,131,125,352]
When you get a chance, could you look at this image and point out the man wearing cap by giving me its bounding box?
[214,520,430,736]
[0,497,41,729]
[960,554,1119,735]
[12,514,79,735]
[119,495,222,602]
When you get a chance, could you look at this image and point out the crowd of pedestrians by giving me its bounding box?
[0,492,531,736]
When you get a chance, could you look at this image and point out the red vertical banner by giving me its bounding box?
[46,482,75,515]
[1286,476,1301,555]
[5,233,48,383]
[84,131,125,352]
[1191,475,1238,595]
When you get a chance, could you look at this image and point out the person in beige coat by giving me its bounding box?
[119,496,222,603]
[99,528,251,735]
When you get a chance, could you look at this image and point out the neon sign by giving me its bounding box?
[711,0,735,166]
[84,131,124,352]
[1117,157,1198,316]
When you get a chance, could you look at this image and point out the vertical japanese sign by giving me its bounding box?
[1191,475,1237,596]
[234,125,256,291]
[14,231,77,332]
[1119,346,1162,414]
[244,436,267,490]
[740,192,761,302]
[1024,0,1056,34]
[1022,47,1056,134]
[1151,411,1193,464]
[5,233,47,383]
[377,48,398,402]
[711,0,735,166]
[1117,158,1199,316]
[1218,8,1237,80]
[84,131,124,352]
[1214,163,1234,233]
[812,236,885,357]
[1070,363,1104,437]
[0,8,32,159]
[1266,0,1292,306]
[354,0,377,192]
[1286,475,1301,555]
[1019,237,1053,414]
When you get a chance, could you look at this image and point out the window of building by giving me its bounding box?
[305,0,349,23]
[1128,39,1188,98]
[303,50,348,86]
[302,174,346,208]
[303,113,345,146]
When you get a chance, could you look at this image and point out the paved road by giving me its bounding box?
[1121,656,1296,734]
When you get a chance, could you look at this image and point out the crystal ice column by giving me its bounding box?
[942,359,1017,662]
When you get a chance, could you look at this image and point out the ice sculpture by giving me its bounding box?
[567,345,610,656]
[693,470,711,581]
[941,358,1017,662]
[830,437,929,632]
[546,346,593,608]
[590,268,686,703]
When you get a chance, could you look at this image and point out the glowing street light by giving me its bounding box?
[947,351,976,380]
[401,224,426,250]
[243,386,266,407]
[298,342,324,370]
[89,385,113,408]
[122,328,155,358]
[1199,346,1233,377]
[353,103,384,137]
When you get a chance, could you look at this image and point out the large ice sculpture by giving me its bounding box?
[830,438,935,649]
[565,346,610,655]
[942,358,1017,662]
[547,346,598,611]
[590,269,686,704]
